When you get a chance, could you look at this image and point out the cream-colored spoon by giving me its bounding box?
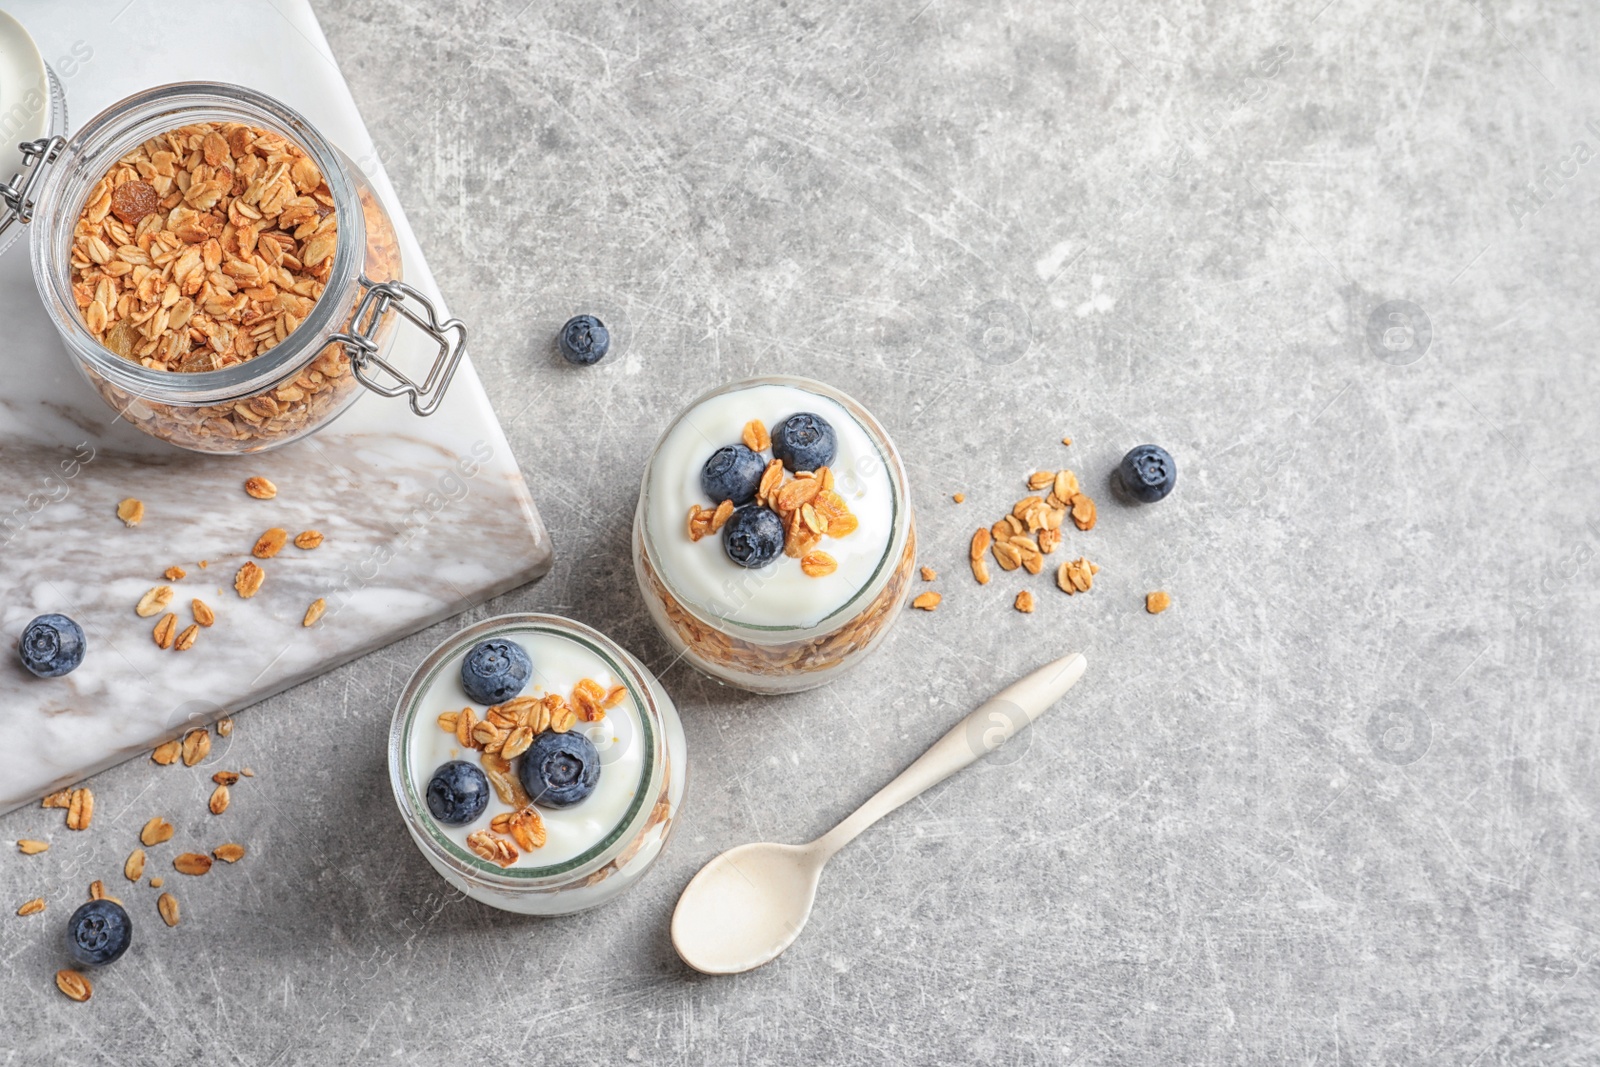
[671,651,1088,974]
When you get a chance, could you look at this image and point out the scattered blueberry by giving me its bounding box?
[722,505,784,568]
[19,613,86,678]
[518,730,600,808]
[65,899,132,967]
[460,638,532,705]
[426,760,491,825]
[770,412,837,472]
[558,314,609,366]
[701,444,766,505]
[1118,444,1177,503]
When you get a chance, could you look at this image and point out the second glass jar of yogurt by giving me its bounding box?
[633,375,916,694]
[388,614,687,916]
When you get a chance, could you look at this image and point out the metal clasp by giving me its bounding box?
[0,135,66,244]
[331,276,468,417]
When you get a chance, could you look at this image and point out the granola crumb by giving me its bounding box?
[1015,590,1036,613]
[149,877,164,888]
[192,599,215,627]
[17,839,48,855]
[911,591,942,611]
[55,969,91,1002]
[65,788,94,831]
[1061,436,1072,446]
[234,561,265,598]
[952,493,965,503]
[163,565,187,581]
[215,716,232,736]
[1145,590,1171,614]
[293,530,324,550]
[116,498,144,527]
[244,477,277,500]
[17,898,46,916]
[158,892,180,927]
[252,528,289,559]
[742,419,770,452]
[303,597,327,627]
[920,566,937,581]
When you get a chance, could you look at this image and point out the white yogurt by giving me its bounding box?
[643,381,897,629]
[405,628,646,869]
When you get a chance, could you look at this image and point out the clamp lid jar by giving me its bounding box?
[2,79,466,454]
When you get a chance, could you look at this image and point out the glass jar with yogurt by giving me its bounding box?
[633,375,916,694]
[388,615,687,916]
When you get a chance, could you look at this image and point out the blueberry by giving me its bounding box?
[517,731,600,808]
[65,899,132,967]
[722,505,784,568]
[701,444,766,505]
[558,314,609,366]
[426,760,491,825]
[19,614,86,678]
[460,638,532,705]
[770,412,837,472]
[1118,444,1177,503]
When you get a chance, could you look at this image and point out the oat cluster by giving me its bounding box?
[70,122,338,373]
[916,467,1100,614]
[685,418,859,579]
[436,678,625,867]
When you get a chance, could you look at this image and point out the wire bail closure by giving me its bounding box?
[331,276,468,417]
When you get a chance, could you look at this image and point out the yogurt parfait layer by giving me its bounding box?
[633,376,915,694]
[388,615,686,915]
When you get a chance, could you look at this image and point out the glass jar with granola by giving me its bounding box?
[633,376,916,695]
[2,81,466,454]
[388,614,688,916]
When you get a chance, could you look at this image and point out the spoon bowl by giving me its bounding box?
[671,651,1087,974]
[671,841,822,974]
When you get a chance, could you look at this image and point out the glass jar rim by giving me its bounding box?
[29,81,366,404]
[638,374,913,635]
[388,613,664,888]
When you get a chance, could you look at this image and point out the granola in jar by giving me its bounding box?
[633,376,916,694]
[21,83,459,456]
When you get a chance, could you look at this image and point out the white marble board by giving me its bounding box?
[0,0,553,812]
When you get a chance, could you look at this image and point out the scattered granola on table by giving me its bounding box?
[1146,590,1172,614]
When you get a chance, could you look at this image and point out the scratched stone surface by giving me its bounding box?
[4,0,1599,1063]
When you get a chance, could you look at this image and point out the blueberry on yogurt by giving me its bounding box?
[701,444,766,505]
[770,413,837,472]
[722,505,785,568]
[426,760,491,825]
[460,638,532,705]
[518,731,600,808]
[65,899,132,967]
[558,314,610,366]
[1117,444,1177,503]
[19,613,86,678]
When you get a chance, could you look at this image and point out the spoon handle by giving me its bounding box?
[813,651,1087,859]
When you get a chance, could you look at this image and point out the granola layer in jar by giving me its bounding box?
[19,83,464,455]
[388,615,687,916]
[633,376,916,694]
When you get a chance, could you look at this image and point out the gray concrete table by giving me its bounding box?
[5,0,1598,1062]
